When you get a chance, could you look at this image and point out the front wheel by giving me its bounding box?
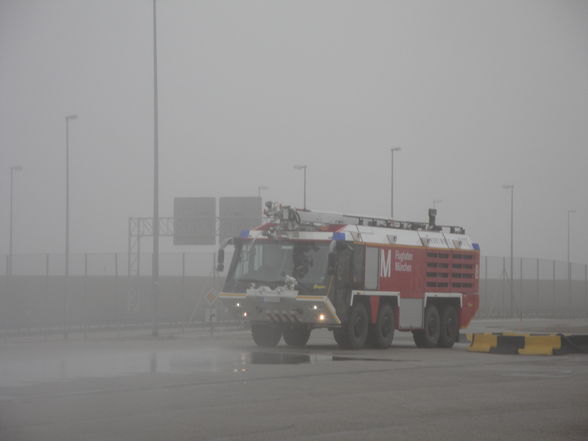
[251,324,282,347]
[333,327,350,348]
[412,304,440,348]
[283,325,311,346]
[345,302,369,349]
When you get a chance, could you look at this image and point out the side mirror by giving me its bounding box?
[327,251,337,275]
[216,249,225,272]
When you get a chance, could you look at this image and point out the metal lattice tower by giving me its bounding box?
[127,217,174,277]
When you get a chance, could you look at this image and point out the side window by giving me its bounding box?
[364,247,379,290]
[336,248,351,282]
[351,245,365,288]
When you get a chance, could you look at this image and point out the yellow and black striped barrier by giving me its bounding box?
[467,333,588,355]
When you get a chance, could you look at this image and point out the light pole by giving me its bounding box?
[567,209,576,287]
[65,115,77,279]
[433,199,442,209]
[257,185,269,198]
[503,184,514,316]
[567,209,575,266]
[64,114,77,339]
[390,147,401,218]
[152,0,160,337]
[8,165,23,276]
[293,165,307,209]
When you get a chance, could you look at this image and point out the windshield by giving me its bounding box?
[228,240,330,290]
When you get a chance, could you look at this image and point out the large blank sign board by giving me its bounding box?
[219,197,262,242]
[173,197,216,245]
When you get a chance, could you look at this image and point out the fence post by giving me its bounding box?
[44,253,50,338]
[83,253,88,338]
[180,252,186,333]
[484,255,488,316]
[115,252,120,336]
[502,256,506,317]
[536,258,540,312]
[519,257,523,318]
[552,260,556,316]
[568,261,573,318]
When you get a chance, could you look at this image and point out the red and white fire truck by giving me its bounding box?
[218,202,480,349]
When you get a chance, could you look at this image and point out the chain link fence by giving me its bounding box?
[479,256,588,318]
[1,253,587,335]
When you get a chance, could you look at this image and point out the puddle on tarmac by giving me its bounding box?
[249,352,312,364]
[0,348,409,387]
[248,352,411,365]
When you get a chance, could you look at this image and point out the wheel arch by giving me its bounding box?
[424,294,461,327]
[351,290,399,325]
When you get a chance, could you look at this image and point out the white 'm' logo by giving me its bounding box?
[380,249,392,278]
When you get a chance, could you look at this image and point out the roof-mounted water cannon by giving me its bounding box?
[264,202,301,227]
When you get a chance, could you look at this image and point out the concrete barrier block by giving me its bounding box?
[467,333,497,352]
[518,335,562,355]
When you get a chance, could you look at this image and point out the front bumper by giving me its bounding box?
[219,290,341,327]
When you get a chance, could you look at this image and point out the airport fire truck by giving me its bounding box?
[217,202,480,349]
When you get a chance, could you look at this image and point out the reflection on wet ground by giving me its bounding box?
[249,352,311,365]
[0,344,412,387]
[248,352,414,364]
[0,329,429,387]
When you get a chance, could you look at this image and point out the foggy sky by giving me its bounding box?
[1,0,587,264]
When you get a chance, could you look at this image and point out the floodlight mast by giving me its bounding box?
[293,165,307,209]
[8,165,23,276]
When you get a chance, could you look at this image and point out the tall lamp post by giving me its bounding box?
[293,165,307,209]
[567,209,575,268]
[567,209,576,304]
[64,114,77,339]
[503,184,514,316]
[152,0,160,337]
[390,147,401,218]
[257,185,269,198]
[8,165,23,276]
[65,115,77,278]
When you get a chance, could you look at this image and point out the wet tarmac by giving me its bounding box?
[0,331,420,387]
[0,319,587,441]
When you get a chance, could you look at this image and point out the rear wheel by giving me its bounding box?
[438,305,459,348]
[412,304,440,348]
[251,324,282,347]
[368,303,395,349]
[283,325,311,346]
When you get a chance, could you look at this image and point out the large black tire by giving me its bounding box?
[333,327,350,348]
[345,302,369,349]
[368,303,395,349]
[283,325,311,347]
[412,304,440,348]
[251,324,282,347]
[438,305,459,348]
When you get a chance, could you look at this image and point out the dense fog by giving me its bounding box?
[1,0,587,263]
